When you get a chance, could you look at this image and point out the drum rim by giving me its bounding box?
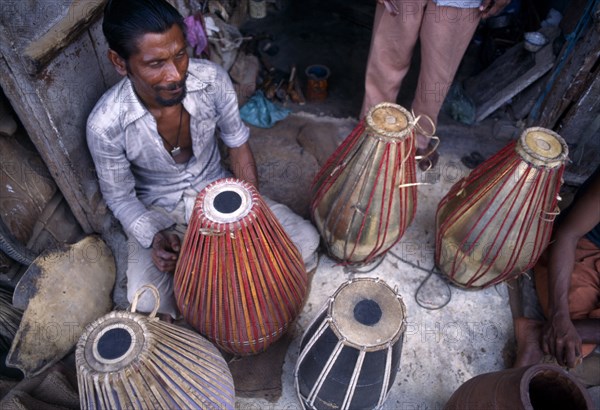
[327,277,407,351]
[76,310,154,374]
[516,127,568,169]
[366,102,415,141]
[201,178,255,223]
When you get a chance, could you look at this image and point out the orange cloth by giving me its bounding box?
[534,236,600,357]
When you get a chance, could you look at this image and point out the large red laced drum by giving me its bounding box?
[310,103,419,265]
[174,178,308,355]
[435,127,568,288]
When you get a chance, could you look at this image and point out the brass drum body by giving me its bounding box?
[174,178,308,355]
[75,288,235,410]
[435,127,568,288]
[295,278,407,410]
[311,103,417,265]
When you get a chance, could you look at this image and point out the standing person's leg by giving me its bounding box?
[413,1,480,152]
[361,0,427,118]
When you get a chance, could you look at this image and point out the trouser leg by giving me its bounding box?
[361,0,426,118]
[412,1,480,148]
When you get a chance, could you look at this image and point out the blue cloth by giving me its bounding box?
[239,91,291,128]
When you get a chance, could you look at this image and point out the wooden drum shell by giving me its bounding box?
[174,178,308,355]
[295,278,407,410]
[76,308,235,410]
[435,127,568,288]
[310,103,418,265]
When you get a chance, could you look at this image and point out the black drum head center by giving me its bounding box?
[97,328,132,360]
[214,191,242,214]
[353,299,382,326]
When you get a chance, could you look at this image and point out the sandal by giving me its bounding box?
[460,151,485,169]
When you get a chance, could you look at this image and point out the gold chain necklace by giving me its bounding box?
[158,104,184,157]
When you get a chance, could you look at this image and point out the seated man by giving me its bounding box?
[515,164,600,369]
[87,0,319,319]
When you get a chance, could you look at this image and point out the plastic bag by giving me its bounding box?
[442,83,476,125]
[239,91,291,128]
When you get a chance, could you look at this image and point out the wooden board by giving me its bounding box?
[537,25,600,130]
[22,0,106,75]
[560,74,600,183]
[465,40,556,122]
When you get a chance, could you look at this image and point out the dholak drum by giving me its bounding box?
[75,286,235,410]
[310,102,422,265]
[435,127,568,288]
[295,278,407,410]
[174,178,308,355]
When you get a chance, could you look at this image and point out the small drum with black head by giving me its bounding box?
[295,277,407,410]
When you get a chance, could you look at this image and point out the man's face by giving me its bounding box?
[125,24,189,108]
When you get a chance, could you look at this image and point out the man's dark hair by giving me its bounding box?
[102,0,185,60]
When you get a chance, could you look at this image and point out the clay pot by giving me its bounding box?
[444,364,593,410]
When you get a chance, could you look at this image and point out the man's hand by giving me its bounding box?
[542,312,582,368]
[151,230,181,273]
[479,0,511,19]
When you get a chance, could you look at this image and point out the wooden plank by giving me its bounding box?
[558,75,600,183]
[537,25,600,129]
[22,0,106,75]
[465,40,556,122]
[0,23,99,233]
[87,21,123,89]
[465,44,535,104]
[558,74,600,143]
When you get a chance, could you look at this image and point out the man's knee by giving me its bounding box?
[263,197,319,256]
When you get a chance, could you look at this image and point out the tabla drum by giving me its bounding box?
[174,178,308,355]
[310,102,420,265]
[295,278,407,410]
[75,286,235,410]
[435,127,568,288]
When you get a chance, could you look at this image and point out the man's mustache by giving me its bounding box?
[155,75,187,91]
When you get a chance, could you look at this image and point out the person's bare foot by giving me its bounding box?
[514,317,545,368]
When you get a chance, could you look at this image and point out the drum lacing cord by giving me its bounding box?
[198,228,235,238]
[387,251,452,310]
[411,112,440,173]
[342,254,385,275]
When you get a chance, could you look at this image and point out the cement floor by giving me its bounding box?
[235,112,514,409]
[234,1,599,408]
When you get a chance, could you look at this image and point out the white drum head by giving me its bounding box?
[329,278,406,350]
[202,180,253,223]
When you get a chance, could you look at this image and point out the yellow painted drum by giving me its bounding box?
[435,127,568,288]
[311,103,418,265]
